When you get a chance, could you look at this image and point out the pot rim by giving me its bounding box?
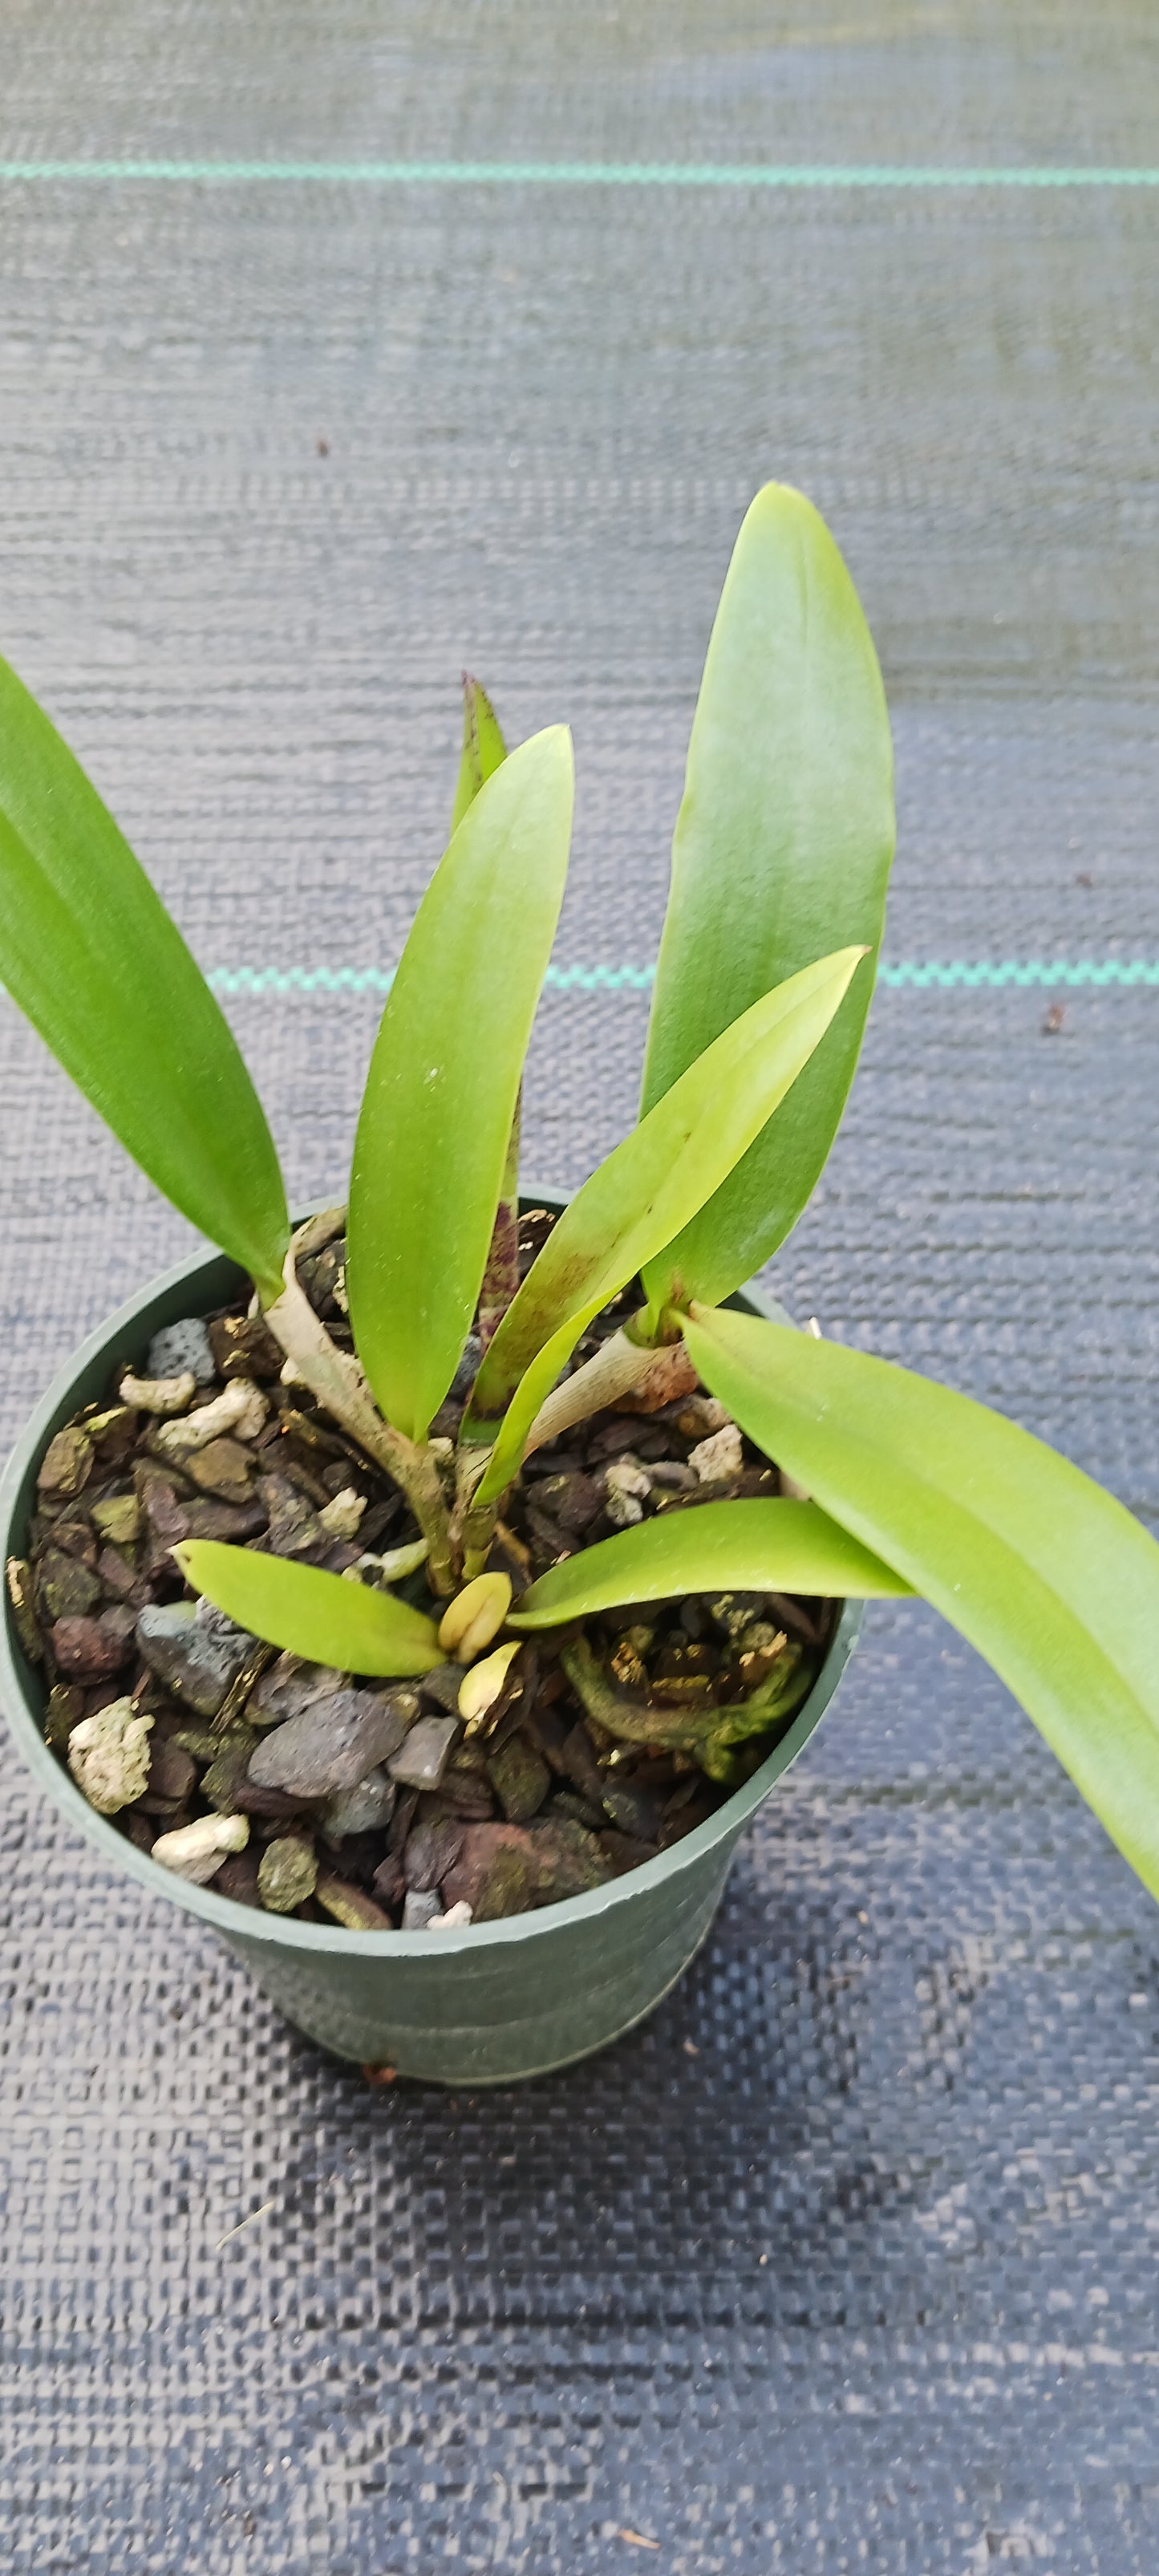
[0,1193,861,1959]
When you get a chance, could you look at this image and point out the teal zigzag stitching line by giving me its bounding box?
[1,159,1158,189]
[205,959,1159,998]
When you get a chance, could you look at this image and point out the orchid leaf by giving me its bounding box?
[0,653,290,1299]
[468,944,867,1453]
[174,1542,441,1677]
[450,674,507,833]
[346,724,573,1442]
[509,1498,910,1628]
[683,1304,1159,1905]
[640,485,894,1312]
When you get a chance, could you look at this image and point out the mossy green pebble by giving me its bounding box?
[257,1835,318,1914]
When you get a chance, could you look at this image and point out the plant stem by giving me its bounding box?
[476,1089,521,1355]
[261,1239,456,1596]
[523,1320,698,1458]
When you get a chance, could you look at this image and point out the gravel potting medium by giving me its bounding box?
[2,4,1159,2569]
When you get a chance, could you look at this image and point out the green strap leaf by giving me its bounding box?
[683,1304,1159,1905]
[450,674,507,833]
[346,725,573,1442]
[174,1541,441,1676]
[0,654,290,1298]
[468,944,867,1454]
[509,1498,910,1628]
[640,485,895,1312]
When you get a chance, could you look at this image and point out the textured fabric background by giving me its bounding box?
[2,7,1159,2569]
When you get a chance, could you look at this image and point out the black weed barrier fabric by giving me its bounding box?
[2,5,1159,2568]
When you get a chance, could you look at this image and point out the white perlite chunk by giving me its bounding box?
[153,1377,268,1458]
[604,1457,650,1529]
[318,1487,367,1542]
[429,1901,473,1932]
[118,1369,197,1417]
[688,1422,744,1483]
[151,1811,249,1884]
[67,1698,154,1814]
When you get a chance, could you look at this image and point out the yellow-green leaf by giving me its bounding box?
[174,1542,441,1677]
[640,485,894,1311]
[450,674,507,833]
[509,1498,910,1627]
[346,725,573,1442]
[0,654,290,1298]
[468,944,866,1455]
[683,1304,1159,1906]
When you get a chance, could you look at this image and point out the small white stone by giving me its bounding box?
[605,1458,650,1500]
[689,1422,744,1483]
[154,1377,268,1457]
[151,1811,249,1884]
[429,1901,472,1932]
[318,1487,367,1542]
[604,1456,650,1527]
[67,1698,153,1814]
[118,1369,197,1417]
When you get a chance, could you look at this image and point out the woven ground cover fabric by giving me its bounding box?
[2,5,1159,2568]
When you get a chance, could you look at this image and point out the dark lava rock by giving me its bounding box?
[402,1812,466,1892]
[598,1829,661,1877]
[214,1848,261,1908]
[52,1607,136,1681]
[43,1682,84,1750]
[136,1598,256,1717]
[248,1652,345,1728]
[38,1548,101,1621]
[144,1737,197,1806]
[433,1769,496,1819]
[186,1438,256,1503]
[201,1726,263,1812]
[136,1466,192,1568]
[371,1788,419,1907]
[43,1515,98,1568]
[533,1471,604,1537]
[183,1496,269,1541]
[320,1768,396,1839]
[599,1776,667,1843]
[95,1544,140,1603]
[209,1312,283,1381]
[418,1661,468,1714]
[386,1713,460,1791]
[145,1317,216,1384]
[257,1473,322,1556]
[559,1719,607,1806]
[442,1818,611,1919]
[486,1732,550,1823]
[248,1687,414,1799]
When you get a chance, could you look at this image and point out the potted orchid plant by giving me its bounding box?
[2,483,1157,2087]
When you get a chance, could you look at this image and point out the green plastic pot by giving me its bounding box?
[0,1195,860,2086]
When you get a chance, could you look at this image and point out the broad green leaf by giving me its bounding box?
[509,1498,910,1627]
[174,1541,441,1676]
[640,485,894,1312]
[468,944,867,1454]
[683,1304,1159,1905]
[0,654,290,1299]
[450,674,507,832]
[346,726,573,1442]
